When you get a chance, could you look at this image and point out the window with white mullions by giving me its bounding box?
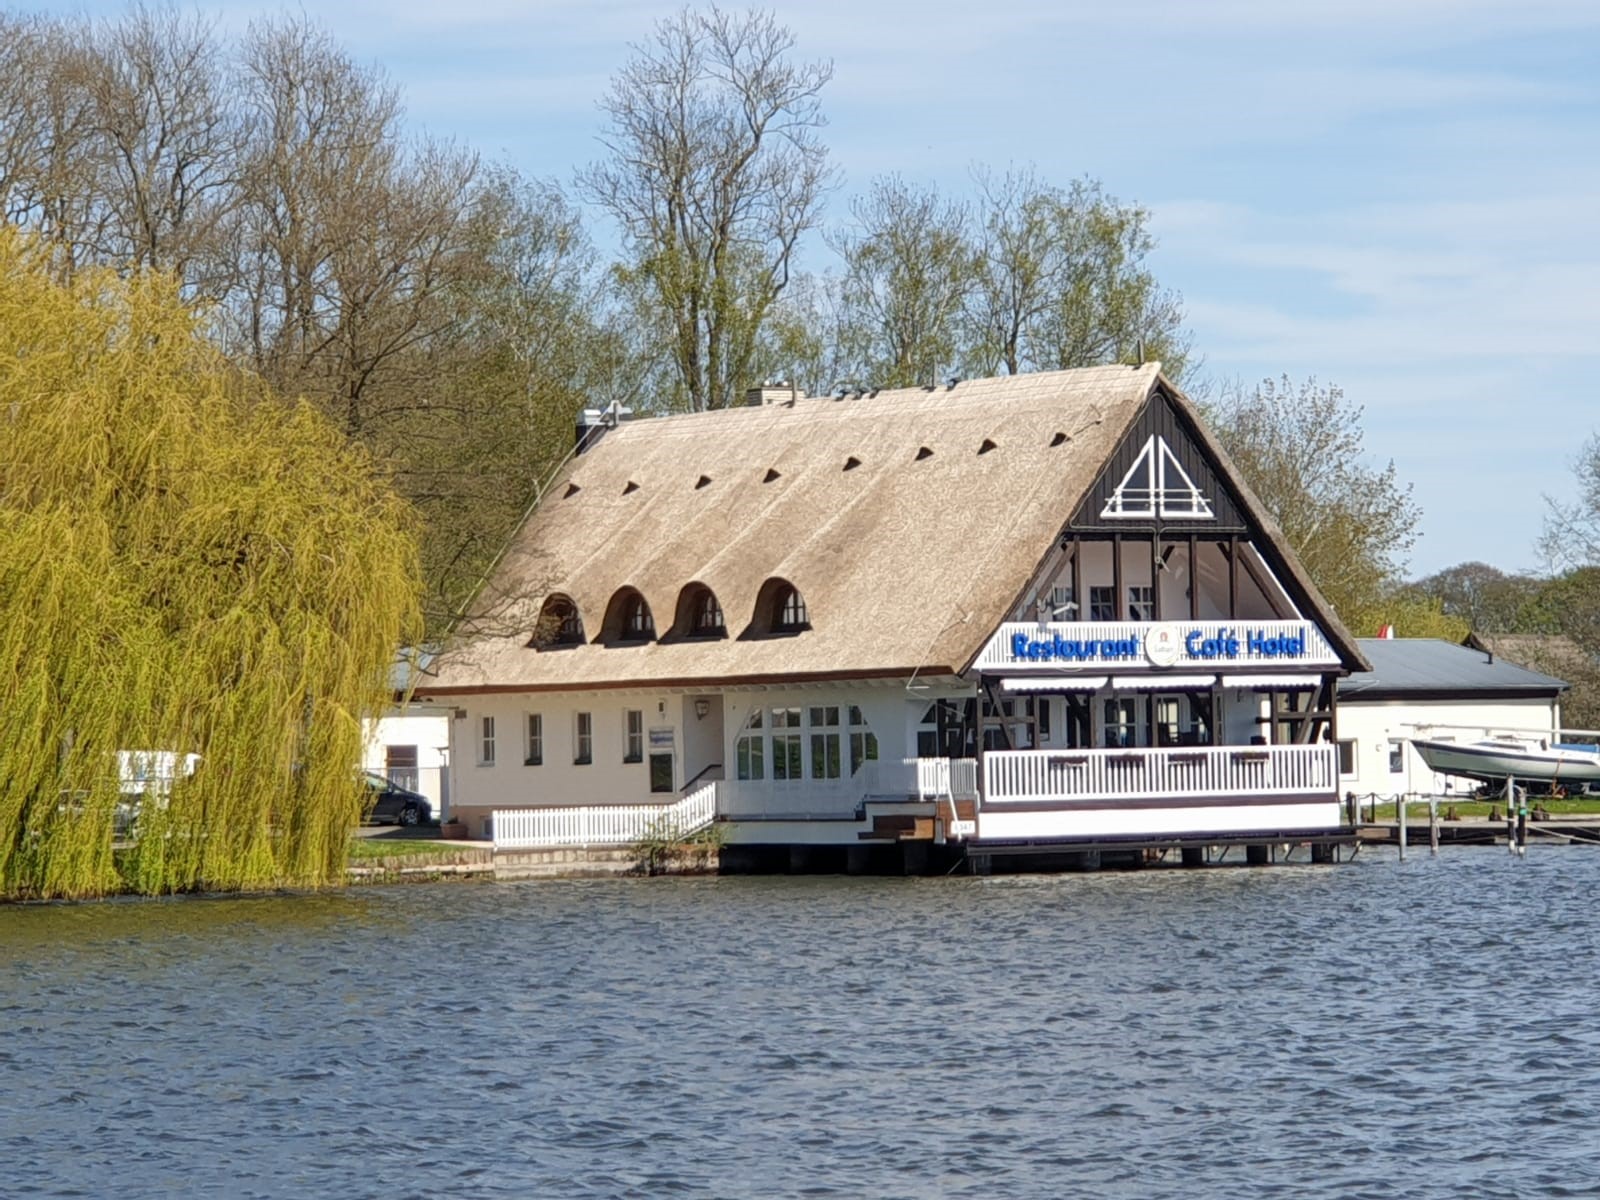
[624,709,643,763]
[771,707,804,780]
[736,709,765,781]
[478,715,496,766]
[625,595,655,639]
[1127,585,1154,621]
[848,706,878,774]
[575,712,593,765]
[778,588,807,631]
[694,590,724,635]
[524,713,542,766]
[1101,435,1214,520]
[809,705,842,780]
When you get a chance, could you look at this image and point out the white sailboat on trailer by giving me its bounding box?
[1410,735,1600,788]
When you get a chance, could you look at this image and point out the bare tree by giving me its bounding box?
[968,170,1190,379]
[1543,433,1600,569]
[578,6,833,411]
[0,15,108,274]
[78,5,241,286]
[833,175,974,390]
[228,17,478,439]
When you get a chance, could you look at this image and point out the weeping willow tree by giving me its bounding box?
[0,228,422,900]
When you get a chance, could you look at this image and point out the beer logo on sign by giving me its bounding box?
[1145,623,1183,667]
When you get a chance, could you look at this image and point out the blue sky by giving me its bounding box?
[34,0,1600,579]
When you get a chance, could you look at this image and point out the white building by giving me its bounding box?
[417,365,1370,870]
[361,706,452,814]
[1336,638,1568,802]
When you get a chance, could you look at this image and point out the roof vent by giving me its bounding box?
[695,474,712,489]
[1050,432,1068,447]
[843,456,861,471]
[763,467,781,483]
[745,382,807,407]
[915,446,933,461]
[623,480,640,495]
[978,438,997,455]
[563,482,581,498]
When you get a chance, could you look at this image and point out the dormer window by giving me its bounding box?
[778,587,807,631]
[602,587,656,643]
[749,578,810,636]
[671,583,726,640]
[694,590,724,636]
[625,594,655,639]
[532,594,584,648]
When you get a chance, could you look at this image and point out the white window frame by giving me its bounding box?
[575,711,593,765]
[624,709,643,763]
[524,713,543,766]
[478,715,496,766]
[1338,738,1356,777]
[736,709,765,781]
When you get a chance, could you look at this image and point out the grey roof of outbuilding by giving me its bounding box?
[1339,638,1568,699]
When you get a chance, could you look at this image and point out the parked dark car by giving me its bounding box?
[361,772,433,827]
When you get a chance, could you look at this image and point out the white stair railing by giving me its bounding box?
[493,782,717,850]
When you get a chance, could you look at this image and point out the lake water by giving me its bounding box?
[4,847,1599,1199]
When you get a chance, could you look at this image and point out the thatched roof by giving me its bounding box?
[421,364,1362,694]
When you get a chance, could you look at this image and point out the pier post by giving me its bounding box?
[1246,844,1268,867]
[901,842,929,876]
[1429,799,1439,856]
[1397,796,1407,861]
[1181,846,1205,868]
[1506,775,1518,856]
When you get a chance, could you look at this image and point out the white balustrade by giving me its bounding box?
[493,782,717,850]
[982,744,1337,805]
[913,757,980,801]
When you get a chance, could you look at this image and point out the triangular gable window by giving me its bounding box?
[1100,435,1214,520]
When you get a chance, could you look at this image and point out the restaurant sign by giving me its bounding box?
[991,620,1329,671]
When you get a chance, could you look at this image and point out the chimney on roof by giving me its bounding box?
[575,400,632,454]
[744,380,805,407]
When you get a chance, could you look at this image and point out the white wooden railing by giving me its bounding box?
[983,744,1337,804]
[916,757,979,801]
[859,757,980,801]
[492,782,717,850]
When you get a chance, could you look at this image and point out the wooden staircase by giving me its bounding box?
[858,798,976,842]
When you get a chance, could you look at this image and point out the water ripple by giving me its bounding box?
[2,848,1598,1197]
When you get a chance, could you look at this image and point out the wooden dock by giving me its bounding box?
[1358,818,1600,846]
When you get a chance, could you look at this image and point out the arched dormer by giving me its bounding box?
[751,577,810,636]
[670,583,726,640]
[531,593,584,649]
[600,587,657,643]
